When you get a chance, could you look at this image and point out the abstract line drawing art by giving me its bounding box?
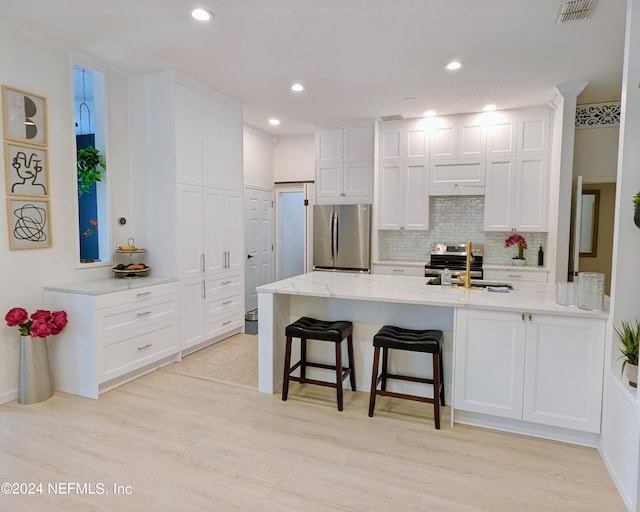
[2,85,48,147]
[6,198,52,250]
[4,142,49,197]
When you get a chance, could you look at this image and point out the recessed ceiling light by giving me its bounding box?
[423,110,436,117]
[268,119,281,126]
[191,8,213,21]
[483,104,497,112]
[445,61,462,71]
[291,83,304,92]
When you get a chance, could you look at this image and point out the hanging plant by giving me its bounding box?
[77,146,106,197]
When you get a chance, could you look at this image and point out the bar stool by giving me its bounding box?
[368,325,445,429]
[282,317,356,411]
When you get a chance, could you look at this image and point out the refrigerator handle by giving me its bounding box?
[330,210,335,260]
[334,209,339,256]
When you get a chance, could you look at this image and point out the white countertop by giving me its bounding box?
[43,276,178,295]
[257,272,608,319]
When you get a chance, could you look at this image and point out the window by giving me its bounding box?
[73,63,109,264]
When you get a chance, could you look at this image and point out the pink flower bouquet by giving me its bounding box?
[505,233,528,260]
[5,308,68,338]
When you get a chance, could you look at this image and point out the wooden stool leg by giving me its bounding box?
[368,346,381,417]
[433,352,441,429]
[282,336,293,401]
[347,334,356,391]
[439,347,445,406]
[381,347,389,391]
[300,338,307,383]
[335,340,343,411]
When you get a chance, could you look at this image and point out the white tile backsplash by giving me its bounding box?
[379,196,548,265]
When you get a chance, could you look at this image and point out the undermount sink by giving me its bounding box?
[451,279,514,291]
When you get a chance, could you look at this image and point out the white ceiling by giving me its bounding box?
[0,0,627,135]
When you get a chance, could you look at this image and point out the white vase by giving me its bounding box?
[625,363,638,388]
[19,335,53,404]
[511,258,526,266]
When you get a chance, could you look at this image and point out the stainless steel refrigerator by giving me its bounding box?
[313,204,371,272]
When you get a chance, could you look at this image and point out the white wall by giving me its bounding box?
[0,26,131,403]
[243,124,275,188]
[273,134,314,182]
[574,126,620,182]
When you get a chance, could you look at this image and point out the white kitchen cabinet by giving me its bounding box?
[129,70,245,353]
[483,267,549,283]
[483,156,548,232]
[430,114,486,160]
[379,119,429,163]
[43,280,179,399]
[315,121,374,204]
[454,309,605,433]
[429,160,485,195]
[378,162,429,230]
[372,262,424,276]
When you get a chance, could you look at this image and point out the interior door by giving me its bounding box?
[569,176,583,280]
[244,187,273,312]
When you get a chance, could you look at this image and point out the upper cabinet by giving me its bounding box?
[316,121,375,204]
[429,114,486,195]
[175,84,243,191]
[483,108,551,232]
[379,119,429,163]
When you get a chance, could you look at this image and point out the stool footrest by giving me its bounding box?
[375,389,436,404]
[288,376,343,389]
[382,373,434,385]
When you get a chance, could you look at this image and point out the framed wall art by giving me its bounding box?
[2,85,48,147]
[6,197,52,250]
[4,141,49,197]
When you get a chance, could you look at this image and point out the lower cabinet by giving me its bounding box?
[483,268,549,283]
[454,309,605,433]
[43,280,180,399]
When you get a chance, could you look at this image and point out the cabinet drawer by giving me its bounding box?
[100,320,179,383]
[372,264,424,276]
[97,295,178,339]
[484,269,548,283]
[206,273,242,297]
[205,293,242,317]
[204,309,244,339]
[95,282,178,309]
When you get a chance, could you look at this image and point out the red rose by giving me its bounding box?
[30,319,52,338]
[49,311,68,335]
[5,307,29,327]
[31,309,51,322]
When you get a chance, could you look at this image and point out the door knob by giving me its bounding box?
[247,254,254,259]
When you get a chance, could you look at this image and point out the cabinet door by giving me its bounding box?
[378,163,403,230]
[344,125,373,163]
[343,162,373,200]
[483,158,516,231]
[514,156,548,231]
[177,185,204,279]
[458,114,486,158]
[223,189,244,273]
[175,84,203,186]
[405,122,429,161]
[379,125,403,163]
[179,278,205,349]
[316,164,344,202]
[487,114,517,157]
[202,96,243,190]
[404,163,429,229]
[203,187,225,274]
[518,113,549,156]
[523,315,605,433]
[454,309,526,419]
[316,129,343,164]
[430,118,457,160]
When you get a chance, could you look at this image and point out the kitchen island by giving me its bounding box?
[257,271,608,445]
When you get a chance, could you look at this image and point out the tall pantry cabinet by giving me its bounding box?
[129,70,244,354]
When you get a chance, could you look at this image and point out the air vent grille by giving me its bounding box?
[380,114,404,121]
[556,0,599,23]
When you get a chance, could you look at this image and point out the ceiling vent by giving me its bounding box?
[380,114,404,121]
[555,0,599,23]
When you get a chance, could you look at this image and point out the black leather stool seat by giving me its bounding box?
[286,317,353,342]
[373,325,442,353]
[369,325,445,429]
[282,317,356,411]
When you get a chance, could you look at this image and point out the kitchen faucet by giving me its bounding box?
[459,240,473,289]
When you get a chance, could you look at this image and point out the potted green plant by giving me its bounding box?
[633,192,640,228]
[77,146,106,196]
[615,319,639,388]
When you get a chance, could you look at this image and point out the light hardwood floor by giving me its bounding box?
[0,334,624,511]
